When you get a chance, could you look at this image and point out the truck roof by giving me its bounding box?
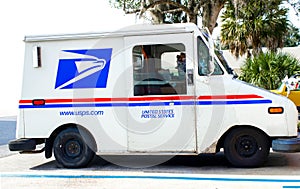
[24,23,198,42]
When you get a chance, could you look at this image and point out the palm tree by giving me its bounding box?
[220,1,248,58]
[221,0,289,58]
[263,1,289,52]
[284,25,300,47]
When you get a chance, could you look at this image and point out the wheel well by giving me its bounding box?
[216,125,271,153]
[45,124,97,159]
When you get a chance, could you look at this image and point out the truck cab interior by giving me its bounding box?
[133,43,187,96]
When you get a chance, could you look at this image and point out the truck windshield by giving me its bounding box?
[197,37,224,76]
[200,29,235,76]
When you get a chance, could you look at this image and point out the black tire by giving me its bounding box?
[53,127,95,168]
[224,127,270,168]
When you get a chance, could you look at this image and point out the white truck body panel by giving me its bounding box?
[16,23,298,156]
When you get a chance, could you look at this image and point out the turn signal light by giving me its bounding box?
[268,107,284,114]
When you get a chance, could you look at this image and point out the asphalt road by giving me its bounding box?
[1,152,300,189]
[1,118,300,189]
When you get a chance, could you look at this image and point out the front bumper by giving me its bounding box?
[9,139,36,151]
[272,133,300,152]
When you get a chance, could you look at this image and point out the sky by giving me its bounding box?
[0,0,299,117]
[0,0,136,116]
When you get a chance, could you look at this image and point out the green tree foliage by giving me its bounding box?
[239,52,300,90]
[287,0,300,17]
[110,0,226,33]
[284,24,300,47]
[221,0,289,58]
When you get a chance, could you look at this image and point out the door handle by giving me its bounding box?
[187,69,194,85]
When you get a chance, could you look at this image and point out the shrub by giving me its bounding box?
[239,52,300,90]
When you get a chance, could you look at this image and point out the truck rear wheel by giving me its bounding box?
[53,127,95,168]
[224,127,270,168]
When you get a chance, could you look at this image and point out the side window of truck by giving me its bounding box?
[198,37,224,76]
[133,44,187,96]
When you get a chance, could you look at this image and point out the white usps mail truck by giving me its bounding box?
[9,23,300,168]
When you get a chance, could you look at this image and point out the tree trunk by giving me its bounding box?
[141,0,164,24]
[202,0,226,33]
[252,33,263,56]
[149,9,164,24]
[188,13,197,24]
[186,0,198,24]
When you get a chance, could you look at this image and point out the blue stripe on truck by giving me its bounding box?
[19,99,272,109]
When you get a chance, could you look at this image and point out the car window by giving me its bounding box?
[132,43,187,96]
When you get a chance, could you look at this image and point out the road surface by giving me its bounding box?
[1,118,300,189]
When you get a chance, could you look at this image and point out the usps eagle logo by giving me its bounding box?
[55,48,113,89]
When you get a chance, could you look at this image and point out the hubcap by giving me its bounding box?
[236,135,258,157]
[65,140,81,157]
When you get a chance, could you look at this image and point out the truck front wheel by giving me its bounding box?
[53,127,95,168]
[224,127,270,168]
